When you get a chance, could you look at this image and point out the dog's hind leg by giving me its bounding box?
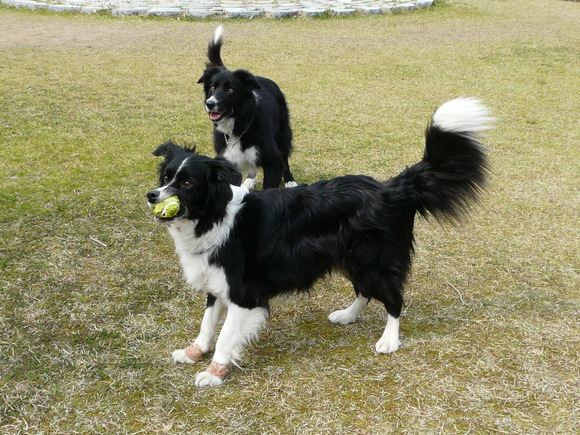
[328,292,370,325]
[345,269,404,354]
[282,157,297,188]
[195,304,268,387]
[172,294,225,364]
[374,284,404,354]
[375,313,401,354]
[262,162,285,189]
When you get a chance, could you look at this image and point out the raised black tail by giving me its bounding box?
[391,97,494,223]
[206,25,225,68]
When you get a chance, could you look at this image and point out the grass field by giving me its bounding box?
[1,0,578,433]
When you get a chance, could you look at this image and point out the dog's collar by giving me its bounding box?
[224,123,250,147]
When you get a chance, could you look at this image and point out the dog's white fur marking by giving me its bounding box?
[222,141,259,180]
[171,348,193,364]
[375,314,401,354]
[242,176,257,190]
[328,294,369,325]
[213,24,224,46]
[195,305,268,387]
[167,186,247,297]
[432,97,495,133]
[195,369,224,387]
[205,96,218,109]
[215,117,235,136]
[155,156,192,200]
[213,304,268,365]
[169,185,247,256]
[195,297,227,351]
[285,181,298,188]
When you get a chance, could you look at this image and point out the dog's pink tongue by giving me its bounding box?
[210,112,222,121]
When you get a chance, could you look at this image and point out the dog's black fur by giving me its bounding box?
[197,26,296,189]
[147,98,492,386]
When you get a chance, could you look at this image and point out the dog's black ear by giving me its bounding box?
[207,157,243,186]
[233,69,261,91]
[197,66,223,84]
[153,141,196,161]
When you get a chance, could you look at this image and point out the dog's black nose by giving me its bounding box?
[206,100,216,110]
[147,190,159,204]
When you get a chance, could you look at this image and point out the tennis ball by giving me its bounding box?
[153,195,180,219]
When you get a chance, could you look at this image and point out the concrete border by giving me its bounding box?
[1,0,434,18]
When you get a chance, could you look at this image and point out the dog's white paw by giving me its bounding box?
[195,371,225,387]
[285,181,298,188]
[242,178,256,190]
[328,309,357,325]
[375,337,401,354]
[172,349,195,364]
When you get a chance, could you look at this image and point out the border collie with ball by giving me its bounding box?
[147,98,493,387]
[198,25,297,190]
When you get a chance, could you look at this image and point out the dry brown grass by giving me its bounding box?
[1,0,579,433]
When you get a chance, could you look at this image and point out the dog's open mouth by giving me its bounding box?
[208,109,231,122]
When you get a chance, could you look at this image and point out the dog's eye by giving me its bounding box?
[163,175,169,184]
[227,88,234,94]
[182,180,193,188]
[210,86,216,92]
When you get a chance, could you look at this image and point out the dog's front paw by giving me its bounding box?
[195,361,229,387]
[172,342,205,364]
[375,337,401,354]
[172,349,196,364]
[285,181,298,188]
[328,309,357,325]
[195,370,225,387]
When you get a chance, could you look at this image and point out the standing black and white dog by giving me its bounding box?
[147,98,493,387]
[197,25,297,190]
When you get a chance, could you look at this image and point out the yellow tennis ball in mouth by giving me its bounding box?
[153,195,180,219]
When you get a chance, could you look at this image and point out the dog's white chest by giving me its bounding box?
[168,221,228,296]
[222,139,259,174]
[165,186,248,298]
[179,252,228,297]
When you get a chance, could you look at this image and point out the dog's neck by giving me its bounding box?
[215,117,235,137]
[168,185,248,256]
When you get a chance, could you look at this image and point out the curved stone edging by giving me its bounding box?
[1,0,434,18]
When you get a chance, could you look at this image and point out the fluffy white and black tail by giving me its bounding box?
[206,25,225,68]
[392,97,494,222]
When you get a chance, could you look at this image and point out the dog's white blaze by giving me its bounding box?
[328,294,369,325]
[375,314,401,354]
[205,96,218,111]
[432,97,495,133]
[168,185,248,297]
[155,156,192,201]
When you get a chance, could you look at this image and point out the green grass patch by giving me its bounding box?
[1,0,579,433]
